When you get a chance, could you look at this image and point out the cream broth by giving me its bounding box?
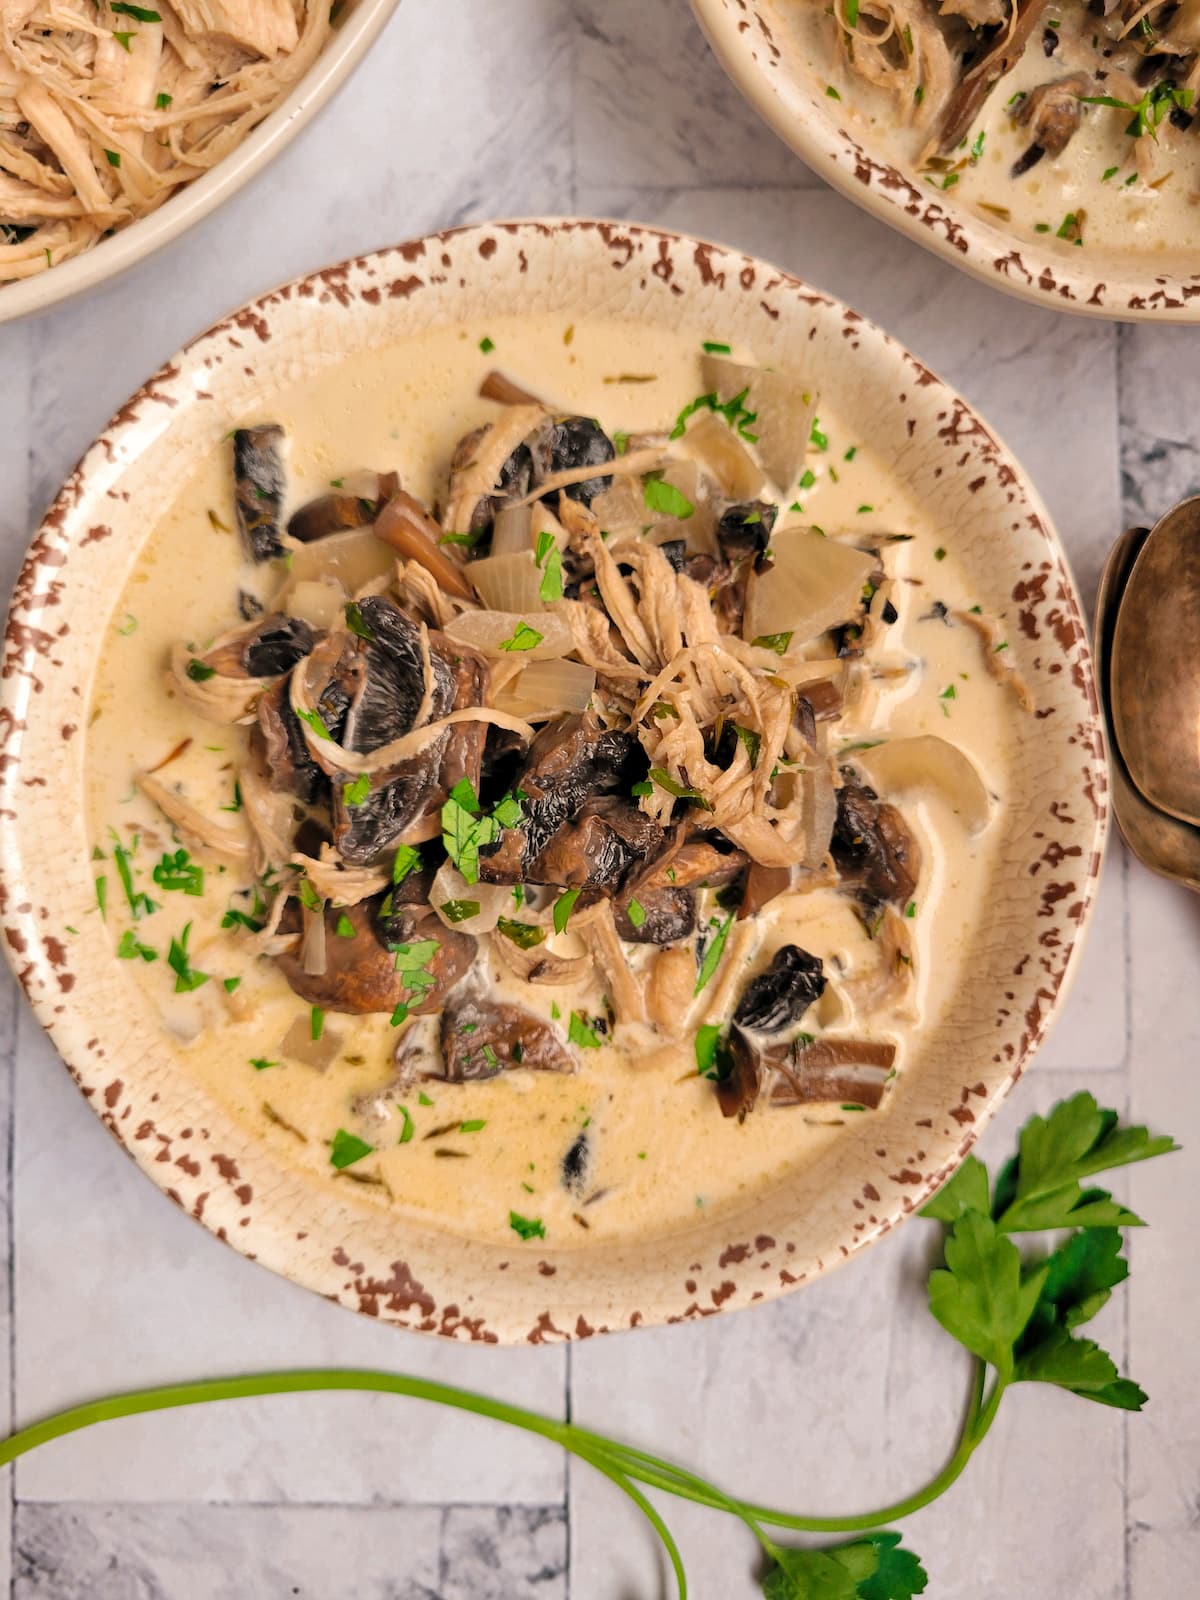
[84,313,1016,1250]
[793,4,1200,257]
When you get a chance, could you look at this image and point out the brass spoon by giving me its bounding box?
[1097,525,1200,893]
[1112,495,1200,826]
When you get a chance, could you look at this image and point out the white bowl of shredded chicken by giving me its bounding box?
[693,0,1200,321]
[0,1,400,321]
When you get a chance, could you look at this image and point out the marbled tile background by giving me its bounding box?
[0,2,1196,1595]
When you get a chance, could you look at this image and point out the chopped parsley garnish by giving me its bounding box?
[535,531,564,601]
[809,417,828,451]
[441,778,497,885]
[398,1105,415,1144]
[418,1091,434,1106]
[940,684,957,718]
[669,386,758,444]
[460,1119,487,1133]
[644,476,696,519]
[1080,82,1195,142]
[330,1128,373,1169]
[733,724,760,769]
[152,848,203,897]
[113,841,156,920]
[553,887,581,935]
[296,707,332,740]
[222,977,241,993]
[221,904,265,934]
[297,879,322,913]
[625,896,647,929]
[825,84,840,100]
[117,930,156,962]
[630,780,653,797]
[310,1006,325,1041]
[112,33,135,53]
[752,631,793,655]
[857,503,874,515]
[116,613,138,636]
[497,917,545,948]
[112,3,162,18]
[798,468,816,489]
[1102,165,1119,182]
[392,844,421,884]
[441,898,481,923]
[479,336,495,354]
[970,129,985,163]
[694,1021,724,1078]
[612,430,630,456]
[167,923,208,993]
[335,913,356,938]
[648,767,712,810]
[344,772,371,807]
[694,914,733,996]
[491,790,525,829]
[568,1011,603,1049]
[156,91,172,110]
[345,601,374,640]
[508,1210,546,1241]
[185,657,215,682]
[104,148,122,168]
[498,620,544,653]
[250,1058,277,1072]
[702,340,731,354]
[934,547,947,561]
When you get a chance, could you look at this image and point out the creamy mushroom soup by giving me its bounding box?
[85,314,1022,1249]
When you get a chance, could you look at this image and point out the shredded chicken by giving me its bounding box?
[0,3,332,285]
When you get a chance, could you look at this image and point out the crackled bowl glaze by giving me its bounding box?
[692,0,1200,321]
[0,221,1106,1342]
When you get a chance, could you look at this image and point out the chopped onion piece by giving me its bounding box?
[685,410,765,499]
[851,736,993,835]
[591,479,644,536]
[289,527,395,593]
[700,355,819,490]
[430,862,514,933]
[495,659,596,717]
[491,504,533,558]
[286,578,346,630]
[280,1013,342,1071]
[468,552,546,614]
[445,609,573,659]
[744,527,877,647]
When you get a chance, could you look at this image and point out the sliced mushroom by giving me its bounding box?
[435,991,575,1081]
[732,944,826,1034]
[715,500,777,566]
[287,472,399,544]
[234,425,286,562]
[274,896,474,1016]
[1010,71,1093,173]
[830,773,921,907]
[529,796,664,894]
[204,615,315,680]
[718,1029,896,1117]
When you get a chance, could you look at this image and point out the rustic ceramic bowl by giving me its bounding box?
[691,0,1200,321]
[0,0,401,327]
[0,220,1106,1342]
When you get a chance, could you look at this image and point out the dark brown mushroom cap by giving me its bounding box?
[286,473,399,544]
[234,425,286,562]
[830,774,920,907]
[275,896,474,1016]
[205,614,315,679]
[614,886,695,943]
[254,678,325,805]
[529,796,663,893]
[733,944,826,1034]
[436,992,575,1081]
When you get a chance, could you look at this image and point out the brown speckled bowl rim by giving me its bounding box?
[0,219,1107,1342]
[692,0,1200,322]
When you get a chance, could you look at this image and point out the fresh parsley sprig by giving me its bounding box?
[0,1094,1173,1598]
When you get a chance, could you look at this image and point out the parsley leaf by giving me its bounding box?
[152,848,204,897]
[497,917,545,948]
[441,898,481,923]
[927,1212,1046,1381]
[398,1105,415,1144]
[535,532,564,602]
[693,914,733,996]
[649,767,712,811]
[344,772,371,807]
[568,1011,603,1049]
[644,476,695,519]
[330,1129,373,1169]
[499,620,544,653]
[166,922,209,993]
[441,778,497,886]
[509,1210,546,1241]
[553,887,581,934]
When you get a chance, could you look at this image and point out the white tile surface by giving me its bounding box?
[0,1,1196,1596]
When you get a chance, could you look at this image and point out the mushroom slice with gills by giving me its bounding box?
[717,1029,897,1117]
[330,748,448,867]
[1010,72,1092,174]
[274,895,474,1016]
[443,404,549,538]
[715,500,777,566]
[202,615,316,680]
[233,425,287,562]
[435,991,575,1082]
[850,736,992,836]
[733,944,826,1034]
[342,596,455,756]
[743,528,878,648]
[830,772,921,906]
[286,471,399,544]
[932,0,1052,156]
[529,796,664,894]
[617,833,748,941]
[685,410,766,500]
[699,356,818,491]
[254,675,327,805]
[478,711,643,883]
[373,491,478,602]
